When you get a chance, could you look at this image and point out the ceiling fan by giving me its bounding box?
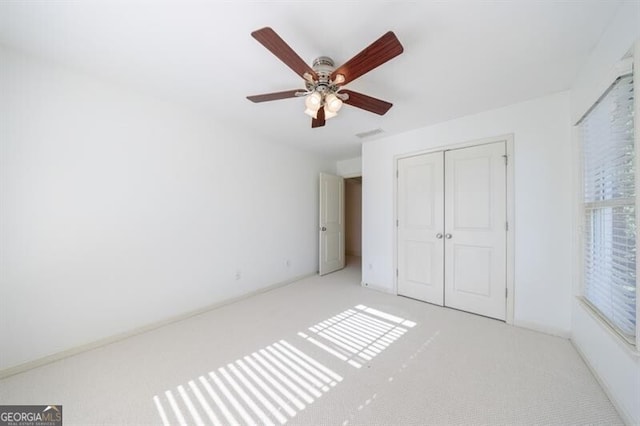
[246,27,404,128]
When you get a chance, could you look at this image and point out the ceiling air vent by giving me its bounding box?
[355,128,385,139]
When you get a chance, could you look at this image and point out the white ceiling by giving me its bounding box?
[0,1,621,159]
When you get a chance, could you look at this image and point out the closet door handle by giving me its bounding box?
[445,233,453,239]
[436,233,443,239]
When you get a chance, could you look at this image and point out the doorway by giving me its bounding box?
[344,176,362,257]
[345,177,362,269]
[395,137,514,322]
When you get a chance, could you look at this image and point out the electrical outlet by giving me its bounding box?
[235,269,241,280]
[286,259,291,267]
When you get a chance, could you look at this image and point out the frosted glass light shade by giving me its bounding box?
[325,93,343,113]
[324,109,337,119]
[305,92,322,110]
[304,108,318,118]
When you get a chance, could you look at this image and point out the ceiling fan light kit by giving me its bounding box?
[299,57,345,120]
[247,27,403,128]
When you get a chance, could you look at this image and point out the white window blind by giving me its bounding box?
[580,74,636,344]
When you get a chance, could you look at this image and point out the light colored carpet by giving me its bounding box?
[0,258,622,425]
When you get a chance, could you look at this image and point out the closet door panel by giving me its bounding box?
[397,152,444,305]
[444,142,507,320]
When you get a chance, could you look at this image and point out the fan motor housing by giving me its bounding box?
[312,56,335,72]
[313,56,335,80]
[307,56,337,94]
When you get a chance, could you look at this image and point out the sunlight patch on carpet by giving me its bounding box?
[297,304,416,368]
[153,340,342,426]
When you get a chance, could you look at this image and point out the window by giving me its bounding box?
[579,73,636,344]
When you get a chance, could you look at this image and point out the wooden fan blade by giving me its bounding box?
[252,27,318,80]
[341,90,393,115]
[312,107,326,128]
[331,31,403,85]
[247,89,301,103]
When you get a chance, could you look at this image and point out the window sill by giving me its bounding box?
[575,296,640,358]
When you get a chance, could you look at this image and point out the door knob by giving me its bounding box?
[436,233,443,239]
[445,233,452,239]
[321,226,327,231]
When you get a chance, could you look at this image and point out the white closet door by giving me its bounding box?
[444,142,506,320]
[397,152,445,305]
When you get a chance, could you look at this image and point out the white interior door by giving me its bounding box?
[397,152,445,305]
[319,173,345,276]
[444,142,506,320]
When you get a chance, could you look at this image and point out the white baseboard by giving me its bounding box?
[361,281,394,294]
[570,339,635,426]
[0,272,314,380]
[512,319,571,339]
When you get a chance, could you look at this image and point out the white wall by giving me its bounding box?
[570,3,640,125]
[345,179,362,257]
[569,3,640,424]
[336,156,362,177]
[362,91,572,335]
[0,46,334,371]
